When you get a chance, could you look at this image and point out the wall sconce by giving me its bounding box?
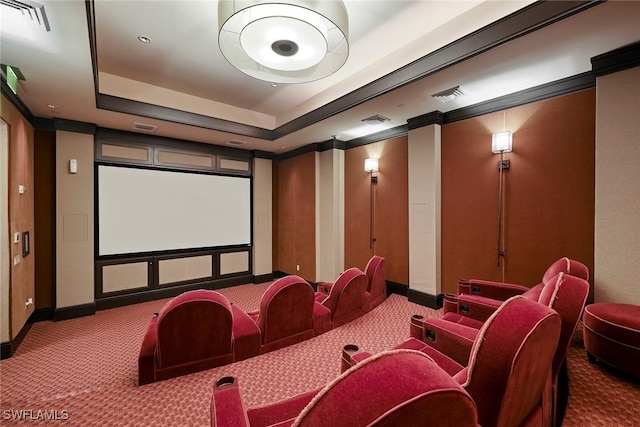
[364,158,379,173]
[492,132,512,269]
[364,158,379,249]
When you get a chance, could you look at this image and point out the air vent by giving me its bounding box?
[227,140,247,146]
[133,122,157,132]
[1,0,50,31]
[432,85,464,103]
[361,114,390,125]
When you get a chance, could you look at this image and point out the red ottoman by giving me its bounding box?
[583,303,640,378]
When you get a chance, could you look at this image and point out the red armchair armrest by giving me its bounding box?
[456,294,503,323]
[458,278,529,301]
[312,302,331,336]
[230,306,261,362]
[211,377,250,427]
[138,316,158,386]
[420,318,479,367]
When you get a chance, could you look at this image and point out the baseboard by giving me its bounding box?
[387,280,408,297]
[29,307,55,323]
[1,321,34,359]
[407,289,444,309]
[54,302,97,321]
[253,273,274,284]
[1,341,11,360]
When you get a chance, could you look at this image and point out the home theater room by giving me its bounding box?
[1,0,639,425]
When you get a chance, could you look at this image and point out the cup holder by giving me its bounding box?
[412,314,425,321]
[343,344,360,355]
[216,376,236,388]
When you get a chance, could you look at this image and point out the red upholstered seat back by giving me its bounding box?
[541,257,589,284]
[537,272,590,378]
[256,276,315,344]
[365,255,387,304]
[458,296,561,427]
[321,267,368,322]
[156,290,233,368]
[294,350,478,427]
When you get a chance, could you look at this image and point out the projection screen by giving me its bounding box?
[98,165,251,256]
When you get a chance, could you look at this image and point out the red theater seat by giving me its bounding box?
[211,350,478,427]
[315,267,369,328]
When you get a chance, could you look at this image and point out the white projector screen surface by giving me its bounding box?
[98,165,251,256]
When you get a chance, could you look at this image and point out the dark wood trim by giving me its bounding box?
[0,341,11,360]
[29,307,55,323]
[386,280,409,297]
[33,117,97,134]
[442,72,595,124]
[253,150,275,160]
[253,273,274,283]
[95,274,253,310]
[407,289,444,309]
[54,302,97,321]
[407,112,445,131]
[347,125,409,148]
[84,0,600,142]
[591,41,640,77]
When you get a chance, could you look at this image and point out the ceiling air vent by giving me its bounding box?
[432,85,464,103]
[361,114,390,125]
[1,0,50,31]
[133,122,157,132]
[227,140,247,146]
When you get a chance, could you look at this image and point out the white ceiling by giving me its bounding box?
[2,1,639,154]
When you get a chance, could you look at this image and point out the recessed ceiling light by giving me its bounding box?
[271,83,278,87]
[138,35,151,44]
[47,104,58,109]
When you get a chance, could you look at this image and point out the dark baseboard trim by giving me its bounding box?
[253,273,274,283]
[273,270,289,278]
[95,275,253,311]
[387,280,409,297]
[29,307,55,323]
[1,341,11,360]
[54,302,97,321]
[1,321,34,359]
[407,289,444,309]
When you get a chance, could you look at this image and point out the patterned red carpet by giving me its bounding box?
[1,282,638,426]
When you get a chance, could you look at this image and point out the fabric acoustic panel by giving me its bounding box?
[98,165,250,256]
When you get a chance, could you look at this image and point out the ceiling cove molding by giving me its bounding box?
[33,117,96,134]
[346,124,409,148]
[85,0,600,141]
[591,41,640,77]
[407,112,445,131]
[442,72,595,124]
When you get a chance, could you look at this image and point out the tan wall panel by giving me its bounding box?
[219,251,249,275]
[159,255,212,284]
[0,119,10,342]
[441,90,595,295]
[595,67,640,304]
[101,144,149,161]
[157,150,213,168]
[220,158,249,171]
[253,158,273,276]
[56,131,94,308]
[103,262,148,293]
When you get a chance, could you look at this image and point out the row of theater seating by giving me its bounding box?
[211,257,591,427]
[138,256,387,385]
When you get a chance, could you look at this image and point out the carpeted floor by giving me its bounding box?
[1,282,638,426]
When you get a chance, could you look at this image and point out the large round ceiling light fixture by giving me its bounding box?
[218,0,349,84]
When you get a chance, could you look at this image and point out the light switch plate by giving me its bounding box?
[14,232,20,243]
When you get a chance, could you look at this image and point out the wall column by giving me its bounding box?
[316,149,345,282]
[55,131,95,316]
[408,124,441,306]
[594,66,640,304]
[253,157,273,281]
